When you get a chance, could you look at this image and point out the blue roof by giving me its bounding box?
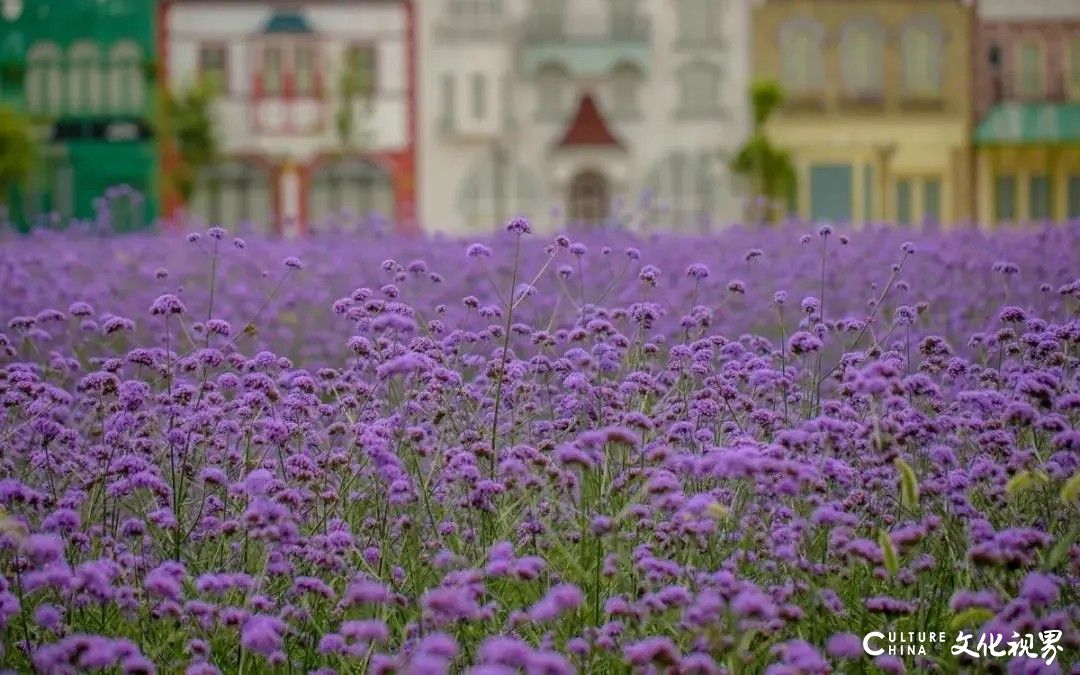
[262,11,313,34]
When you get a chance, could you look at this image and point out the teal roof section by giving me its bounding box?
[262,10,313,34]
[975,102,1080,145]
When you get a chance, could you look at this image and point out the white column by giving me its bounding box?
[280,161,301,238]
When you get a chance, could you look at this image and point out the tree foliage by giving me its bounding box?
[0,104,35,207]
[730,80,797,224]
[159,82,218,203]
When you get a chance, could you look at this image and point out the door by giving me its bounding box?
[568,170,609,226]
[809,163,853,223]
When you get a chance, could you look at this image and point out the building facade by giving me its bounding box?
[161,0,416,236]
[752,0,973,228]
[417,0,751,235]
[0,0,159,231]
[973,0,1080,225]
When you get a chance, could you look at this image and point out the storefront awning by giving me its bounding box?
[975,102,1080,145]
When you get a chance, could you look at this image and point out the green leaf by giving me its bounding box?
[1005,470,1034,500]
[1061,472,1080,504]
[895,457,919,511]
[879,530,899,577]
[1045,527,1076,569]
[949,607,995,632]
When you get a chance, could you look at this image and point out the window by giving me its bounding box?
[295,45,315,96]
[840,21,884,99]
[192,161,273,233]
[26,41,63,115]
[1029,174,1051,220]
[346,45,377,100]
[535,64,566,121]
[923,177,941,226]
[610,0,640,40]
[199,44,228,95]
[646,151,722,231]
[610,63,641,120]
[108,41,143,113]
[471,73,486,120]
[68,41,102,113]
[458,158,543,230]
[533,0,565,39]
[780,19,824,95]
[995,175,1016,222]
[1068,38,1080,100]
[263,46,283,96]
[1068,174,1080,218]
[309,158,394,227]
[501,75,515,129]
[863,164,874,224]
[1015,41,1044,98]
[901,20,943,98]
[440,73,455,130]
[676,0,717,46]
[448,0,501,20]
[677,62,721,118]
[896,179,912,226]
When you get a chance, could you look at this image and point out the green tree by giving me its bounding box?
[0,104,36,210]
[336,66,358,149]
[159,82,218,205]
[336,50,375,152]
[730,80,797,224]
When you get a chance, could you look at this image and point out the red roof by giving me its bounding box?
[556,93,624,150]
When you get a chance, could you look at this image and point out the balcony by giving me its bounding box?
[519,13,650,78]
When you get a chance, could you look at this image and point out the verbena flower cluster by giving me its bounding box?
[0,221,1078,674]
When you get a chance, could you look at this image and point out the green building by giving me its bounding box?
[0,0,158,231]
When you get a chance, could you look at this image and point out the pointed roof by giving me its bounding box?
[556,93,625,151]
[262,10,313,34]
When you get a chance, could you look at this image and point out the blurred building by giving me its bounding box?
[160,0,416,235]
[752,0,973,228]
[417,0,751,234]
[0,0,158,230]
[973,0,1080,225]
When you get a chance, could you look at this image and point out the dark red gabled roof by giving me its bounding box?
[556,93,625,150]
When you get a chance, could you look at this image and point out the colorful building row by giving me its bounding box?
[1,0,1079,233]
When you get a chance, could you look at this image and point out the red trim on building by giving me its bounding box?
[159,0,183,228]
[557,93,625,150]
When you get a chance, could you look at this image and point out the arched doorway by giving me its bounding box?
[568,170,609,226]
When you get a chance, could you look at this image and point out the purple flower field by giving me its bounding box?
[0,221,1078,674]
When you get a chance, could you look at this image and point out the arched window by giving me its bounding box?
[457,158,542,230]
[68,41,103,114]
[676,61,721,118]
[779,19,824,95]
[839,20,884,98]
[309,158,394,229]
[26,41,62,115]
[192,161,273,233]
[646,150,723,231]
[610,62,642,120]
[108,41,143,113]
[535,63,567,121]
[900,18,943,97]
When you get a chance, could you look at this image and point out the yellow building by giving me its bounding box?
[752,0,973,227]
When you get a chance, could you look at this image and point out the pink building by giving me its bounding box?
[160,0,417,235]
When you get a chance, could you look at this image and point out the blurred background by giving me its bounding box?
[0,0,1077,236]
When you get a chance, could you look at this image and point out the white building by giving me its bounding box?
[417,0,751,235]
[162,0,417,235]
